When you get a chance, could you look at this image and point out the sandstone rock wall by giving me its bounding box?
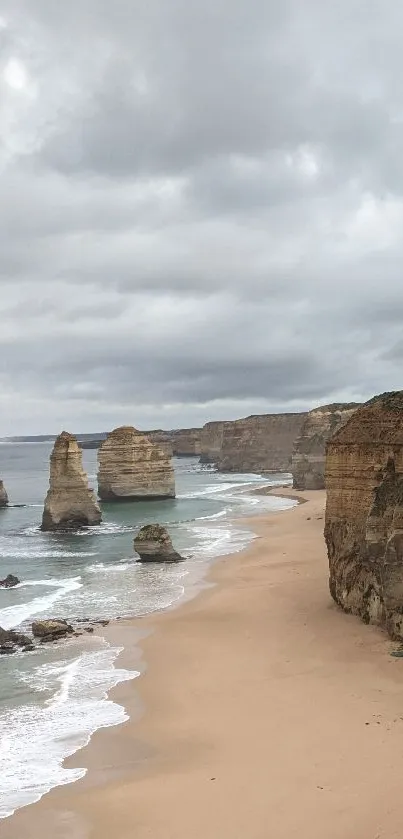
[292,403,360,490]
[217,413,306,473]
[41,432,102,531]
[325,392,403,639]
[98,426,175,501]
[170,428,201,457]
[200,421,225,464]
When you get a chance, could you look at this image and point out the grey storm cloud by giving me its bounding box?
[1,0,403,433]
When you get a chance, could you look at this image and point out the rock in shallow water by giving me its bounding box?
[0,626,32,654]
[32,619,73,642]
[0,574,20,588]
[134,524,184,563]
[41,431,102,531]
[0,480,8,508]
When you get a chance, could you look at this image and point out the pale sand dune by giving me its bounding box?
[4,490,403,839]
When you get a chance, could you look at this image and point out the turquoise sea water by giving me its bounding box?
[0,443,295,819]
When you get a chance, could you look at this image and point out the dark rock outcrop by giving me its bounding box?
[0,574,20,588]
[41,432,102,531]
[32,618,73,642]
[0,626,33,654]
[98,426,175,501]
[325,391,403,639]
[134,524,184,562]
[292,403,360,490]
[216,413,306,473]
[0,480,8,507]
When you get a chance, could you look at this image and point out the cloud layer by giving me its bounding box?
[1,0,403,433]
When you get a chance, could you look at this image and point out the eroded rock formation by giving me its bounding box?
[134,524,184,562]
[200,421,225,464]
[292,403,360,490]
[32,619,73,642]
[0,574,20,588]
[98,426,175,501]
[0,626,33,654]
[41,432,102,531]
[0,480,8,507]
[325,392,403,639]
[216,413,306,473]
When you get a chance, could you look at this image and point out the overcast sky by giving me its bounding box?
[1,1,403,434]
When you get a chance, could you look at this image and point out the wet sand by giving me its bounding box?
[3,489,403,839]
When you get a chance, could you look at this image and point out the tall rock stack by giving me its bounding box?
[41,432,102,531]
[98,426,175,501]
[292,403,360,490]
[217,413,306,473]
[0,480,8,508]
[200,421,225,464]
[325,391,403,639]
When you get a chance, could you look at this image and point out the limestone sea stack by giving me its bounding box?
[134,524,184,563]
[98,426,175,501]
[292,402,360,490]
[41,432,102,531]
[325,391,403,639]
[0,480,8,507]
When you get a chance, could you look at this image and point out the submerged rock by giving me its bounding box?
[134,524,184,563]
[0,574,20,588]
[292,402,360,490]
[325,391,403,639]
[98,426,175,501]
[0,480,8,508]
[41,431,102,531]
[32,618,73,642]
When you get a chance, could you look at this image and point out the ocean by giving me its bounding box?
[0,442,295,819]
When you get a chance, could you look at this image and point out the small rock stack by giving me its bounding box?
[134,524,184,563]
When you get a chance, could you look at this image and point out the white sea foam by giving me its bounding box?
[0,644,139,820]
[0,577,82,629]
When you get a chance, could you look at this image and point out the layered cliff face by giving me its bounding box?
[170,428,201,456]
[98,426,175,501]
[325,392,403,639]
[200,421,225,464]
[145,430,173,458]
[292,403,360,490]
[216,413,306,473]
[0,480,8,507]
[41,432,102,531]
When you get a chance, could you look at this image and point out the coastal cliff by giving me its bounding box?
[200,421,225,464]
[324,391,403,639]
[41,432,101,531]
[216,413,306,473]
[292,403,360,490]
[170,428,201,457]
[98,426,175,501]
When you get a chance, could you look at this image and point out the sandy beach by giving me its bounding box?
[3,489,403,839]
